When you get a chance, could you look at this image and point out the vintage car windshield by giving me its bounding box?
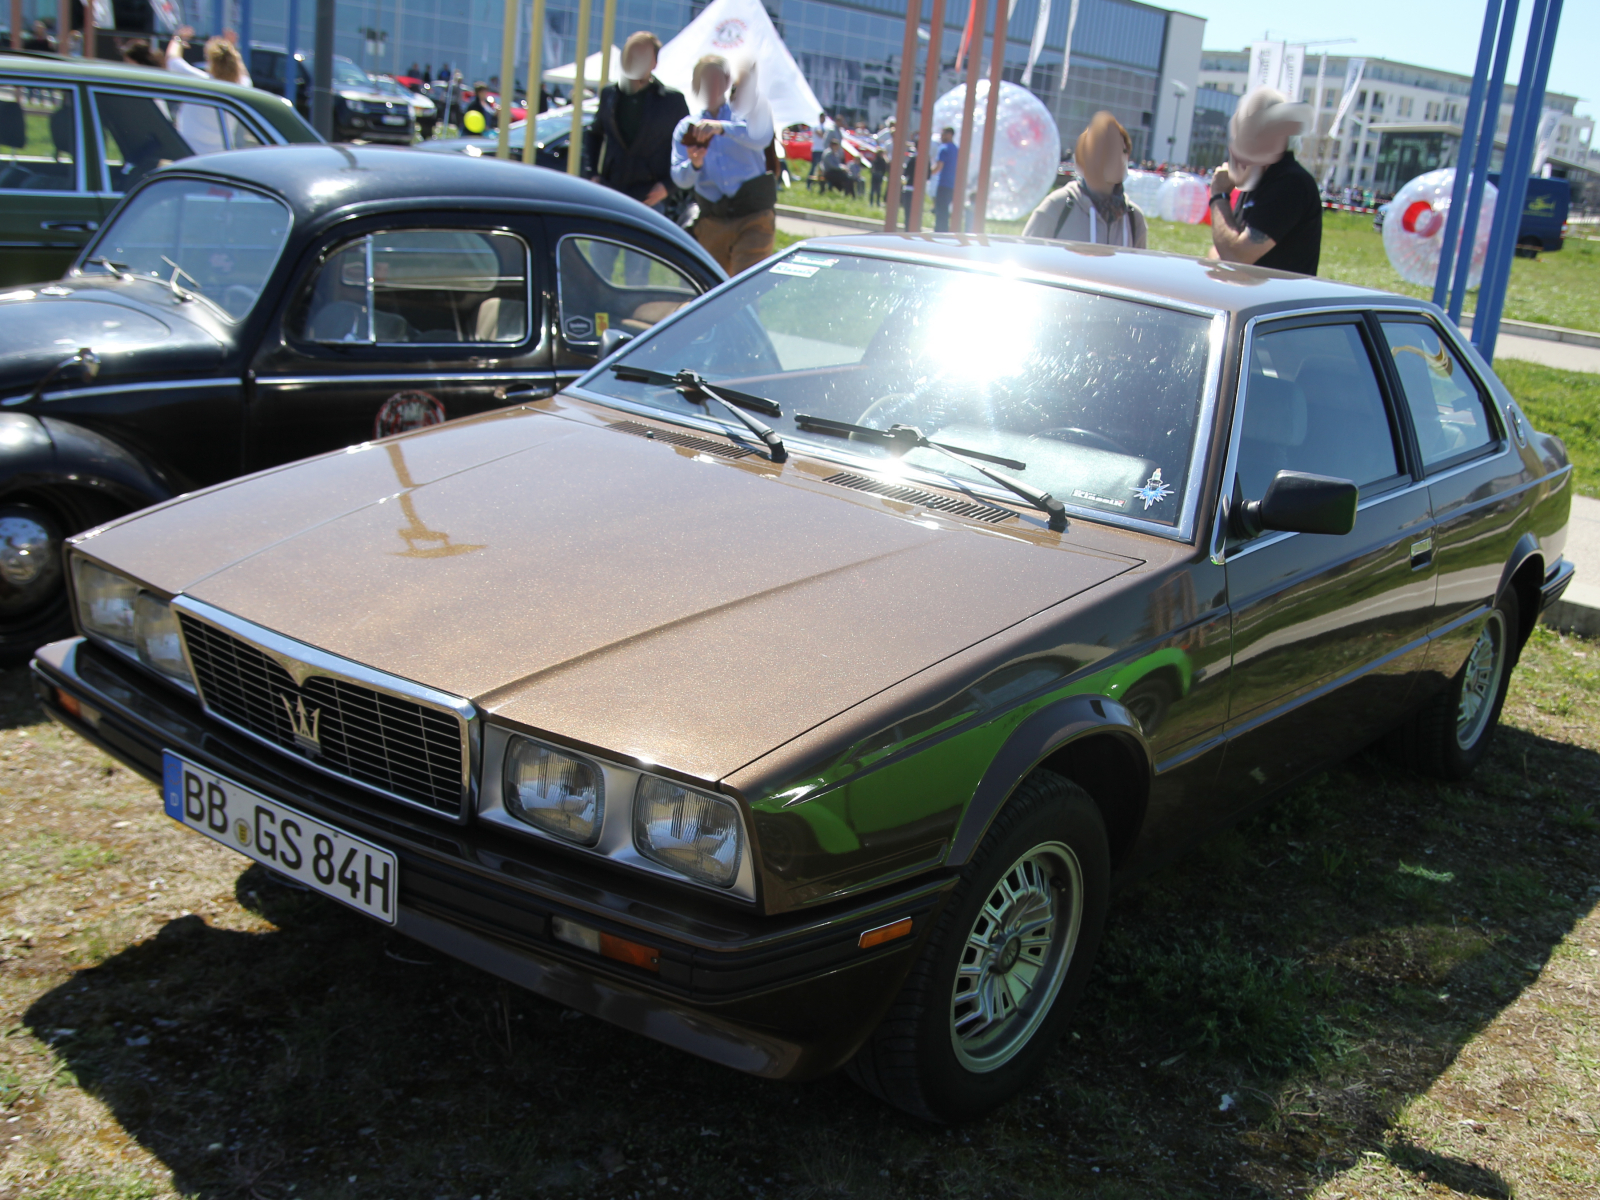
[586,252,1215,527]
[84,178,292,321]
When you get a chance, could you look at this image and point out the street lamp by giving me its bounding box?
[1166,80,1188,165]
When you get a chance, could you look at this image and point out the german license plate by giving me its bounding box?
[162,752,396,924]
[382,115,406,125]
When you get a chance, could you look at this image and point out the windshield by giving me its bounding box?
[84,178,291,321]
[585,253,1215,528]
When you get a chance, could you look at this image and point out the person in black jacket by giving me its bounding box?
[584,31,689,215]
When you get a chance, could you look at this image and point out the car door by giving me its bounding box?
[0,76,100,285]
[89,85,270,199]
[548,218,713,392]
[247,215,553,470]
[1215,312,1437,808]
[1376,316,1527,690]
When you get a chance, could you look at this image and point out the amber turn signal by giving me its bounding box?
[858,917,913,950]
[56,688,81,719]
[600,932,661,972]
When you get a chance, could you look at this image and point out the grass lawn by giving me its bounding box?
[1497,361,1600,498]
[2,621,1599,1198]
[776,169,1600,334]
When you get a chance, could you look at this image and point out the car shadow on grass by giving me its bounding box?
[22,713,1598,1198]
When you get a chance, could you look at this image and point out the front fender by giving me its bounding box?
[0,413,174,512]
[946,694,1150,867]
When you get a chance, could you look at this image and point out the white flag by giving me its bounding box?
[1248,42,1284,94]
[1329,58,1366,140]
[1057,0,1079,93]
[1023,0,1051,88]
[1533,107,1561,173]
[1279,44,1306,104]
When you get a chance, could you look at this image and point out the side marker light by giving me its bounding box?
[859,917,914,950]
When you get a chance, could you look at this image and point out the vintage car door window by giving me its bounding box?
[557,235,700,347]
[299,229,531,346]
[0,80,96,282]
[92,91,265,193]
[1219,315,1434,807]
[0,83,78,192]
[86,176,290,320]
[1379,320,1497,471]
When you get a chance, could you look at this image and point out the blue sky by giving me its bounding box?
[1191,0,1594,119]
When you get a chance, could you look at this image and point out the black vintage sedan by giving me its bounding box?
[34,237,1573,1122]
[0,144,724,660]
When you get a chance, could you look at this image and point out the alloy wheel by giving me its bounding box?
[1456,609,1508,750]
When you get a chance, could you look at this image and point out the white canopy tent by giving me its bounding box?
[544,47,625,89]
[654,0,823,130]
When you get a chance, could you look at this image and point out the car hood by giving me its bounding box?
[76,400,1140,781]
[0,284,226,401]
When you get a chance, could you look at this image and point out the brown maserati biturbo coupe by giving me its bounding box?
[33,235,1573,1121]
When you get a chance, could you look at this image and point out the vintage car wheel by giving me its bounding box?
[1396,589,1520,780]
[847,770,1109,1122]
[0,500,74,667]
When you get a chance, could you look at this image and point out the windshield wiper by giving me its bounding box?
[84,256,133,282]
[793,414,1066,531]
[609,365,786,463]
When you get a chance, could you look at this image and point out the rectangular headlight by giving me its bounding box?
[133,592,192,686]
[503,736,603,844]
[72,558,138,645]
[632,777,742,888]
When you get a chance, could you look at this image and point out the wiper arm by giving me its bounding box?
[794,414,1066,531]
[609,365,786,463]
[84,256,133,282]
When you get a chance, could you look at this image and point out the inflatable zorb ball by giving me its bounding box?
[929,80,1060,221]
[1157,172,1209,224]
[1383,168,1498,288]
[1122,168,1164,215]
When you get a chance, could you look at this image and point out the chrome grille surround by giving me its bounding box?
[172,597,477,822]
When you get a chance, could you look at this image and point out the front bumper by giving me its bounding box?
[1542,556,1576,611]
[32,637,951,1081]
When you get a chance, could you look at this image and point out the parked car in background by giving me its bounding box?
[373,73,437,138]
[413,103,596,170]
[0,49,317,284]
[0,145,722,659]
[1490,173,1570,254]
[247,47,413,144]
[35,236,1572,1122]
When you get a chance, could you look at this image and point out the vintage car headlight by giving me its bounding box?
[503,736,603,844]
[133,592,192,685]
[633,777,742,888]
[72,558,139,645]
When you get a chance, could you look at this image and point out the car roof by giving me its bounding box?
[151,144,722,273]
[792,233,1432,319]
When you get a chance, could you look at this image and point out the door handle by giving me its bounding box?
[40,220,98,233]
[1410,536,1434,569]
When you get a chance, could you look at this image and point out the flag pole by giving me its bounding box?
[883,0,921,232]
[949,0,984,232]
[523,0,545,163]
[909,0,947,231]
[496,0,518,157]
[568,0,592,174]
[972,0,1008,230]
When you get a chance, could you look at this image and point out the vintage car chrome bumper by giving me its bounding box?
[31,636,952,1081]
[1541,556,1576,611]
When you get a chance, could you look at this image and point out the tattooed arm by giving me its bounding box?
[1209,198,1277,264]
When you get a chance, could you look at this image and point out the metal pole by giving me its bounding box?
[1431,0,1502,309]
[10,0,22,50]
[567,0,590,174]
[1447,0,1518,322]
[973,0,1007,230]
[1476,0,1562,361]
[286,0,299,68]
[1311,52,1326,179]
[238,0,252,55]
[950,0,984,232]
[883,0,921,232]
[211,0,221,37]
[312,0,335,139]
[909,0,946,231]
[523,0,544,163]
[56,0,69,53]
[496,0,518,157]
[598,0,616,91]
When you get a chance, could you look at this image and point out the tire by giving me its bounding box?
[1394,588,1520,780]
[847,770,1110,1123]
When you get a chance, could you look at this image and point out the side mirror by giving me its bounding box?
[1233,470,1359,538]
[598,328,635,359]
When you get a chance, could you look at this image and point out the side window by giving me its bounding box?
[1380,321,1497,469]
[93,92,260,193]
[298,229,531,346]
[557,236,700,346]
[1236,321,1403,503]
[0,83,78,192]
[223,111,265,149]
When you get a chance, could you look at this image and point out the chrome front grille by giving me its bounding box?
[179,614,468,817]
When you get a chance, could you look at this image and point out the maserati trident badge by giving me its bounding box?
[281,692,323,756]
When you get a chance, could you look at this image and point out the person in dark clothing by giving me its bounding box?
[464,82,494,124]
[928,126,958,232]
[1208,87,1322,275]
[869,143,886,206]
[900,139,918,231]
[584,31,689,213]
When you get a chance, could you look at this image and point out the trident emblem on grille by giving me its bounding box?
[280,692,323,756]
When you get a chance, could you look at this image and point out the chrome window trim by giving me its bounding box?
[1210,303,1425,566]
[259,373,543,387]
[4,376,240,408]
[172,596,480,824]
[0,74,86,195]
[300,227,535,349]
[87,85,280,193]
[555,232,704,348]
[478,723,757,904]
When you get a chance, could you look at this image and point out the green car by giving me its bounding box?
[0,50,317,285]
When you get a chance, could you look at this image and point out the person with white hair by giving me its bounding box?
[1207,88,1321,275]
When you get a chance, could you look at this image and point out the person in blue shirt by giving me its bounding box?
[928,126,960,233]
[670,55,777,275]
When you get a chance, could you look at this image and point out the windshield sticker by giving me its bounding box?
[375,391,446,439]
[770,262,819,278]
[1073,489,1126,508]
[791,254,839,268]
[1132,468,1173,510]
